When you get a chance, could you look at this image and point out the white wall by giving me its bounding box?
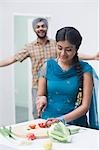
[0,0,98,125]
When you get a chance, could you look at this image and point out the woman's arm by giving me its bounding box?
[37,77,47,96]
[63,72,93,122]
[36,77,47,117]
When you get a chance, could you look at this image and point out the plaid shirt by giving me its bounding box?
[15,38,57,88]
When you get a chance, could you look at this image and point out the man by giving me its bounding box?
[0,17,99,119]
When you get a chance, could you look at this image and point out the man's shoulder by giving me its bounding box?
[26,39,56,47]
[48,39,56,48]
[25,40,37,46]
[27,38,55,43]
[30,40,37,45]
[48,38,56,44]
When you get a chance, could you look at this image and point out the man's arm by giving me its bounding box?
[0,55,17,67]
[78,52,99,60]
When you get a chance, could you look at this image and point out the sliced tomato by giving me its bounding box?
[29,124,36,129]
[26,133,36,140]
[38,122,47,128]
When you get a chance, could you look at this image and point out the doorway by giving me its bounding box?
[13,14,51,123]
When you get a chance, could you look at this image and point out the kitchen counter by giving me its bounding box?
[0,119,99,150]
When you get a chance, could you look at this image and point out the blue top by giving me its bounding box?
[38,58,93,127]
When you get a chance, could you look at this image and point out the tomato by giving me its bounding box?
[38,122,46,128]
[29,124,36,129]
[26,133,36,140]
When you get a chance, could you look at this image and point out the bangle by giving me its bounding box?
[36,96,46,100]
[56,116,67,125]
[59,118,66,125]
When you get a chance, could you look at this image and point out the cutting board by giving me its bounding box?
[11,122,48,138]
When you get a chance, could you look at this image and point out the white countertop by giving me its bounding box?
[0,119,99,150]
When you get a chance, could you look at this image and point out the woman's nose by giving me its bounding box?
[61,50,66,55]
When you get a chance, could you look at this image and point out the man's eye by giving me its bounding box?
[41,25,45,28]
[36,26,40,29]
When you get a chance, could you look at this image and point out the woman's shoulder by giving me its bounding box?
[46,58,57,64]
[79,60,93,73]
[46,58,58,71]
[80,60,91,67]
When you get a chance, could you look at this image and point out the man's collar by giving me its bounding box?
[34,37,50,45]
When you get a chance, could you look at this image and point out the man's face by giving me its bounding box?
[34,21,48,39]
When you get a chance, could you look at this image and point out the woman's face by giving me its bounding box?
[57,40,76,63]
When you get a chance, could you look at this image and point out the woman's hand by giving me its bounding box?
[45,118,59,127]
[36,96,47,117]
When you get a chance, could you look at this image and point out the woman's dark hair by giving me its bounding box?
[56,27,82,50]
[56,27,83,107]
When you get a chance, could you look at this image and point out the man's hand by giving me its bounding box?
[36,96,47,117]
[94,52,99,60]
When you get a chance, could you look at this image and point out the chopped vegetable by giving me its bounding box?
[29,124,36,129]
[43,140,52,150]
[38,122,47,128]
[0,126,16,140]
[47,122,71,143]
[26,133,36,140]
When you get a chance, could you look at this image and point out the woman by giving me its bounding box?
[36,27,93,127]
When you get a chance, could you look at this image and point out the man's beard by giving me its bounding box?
[36,32,47,39]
